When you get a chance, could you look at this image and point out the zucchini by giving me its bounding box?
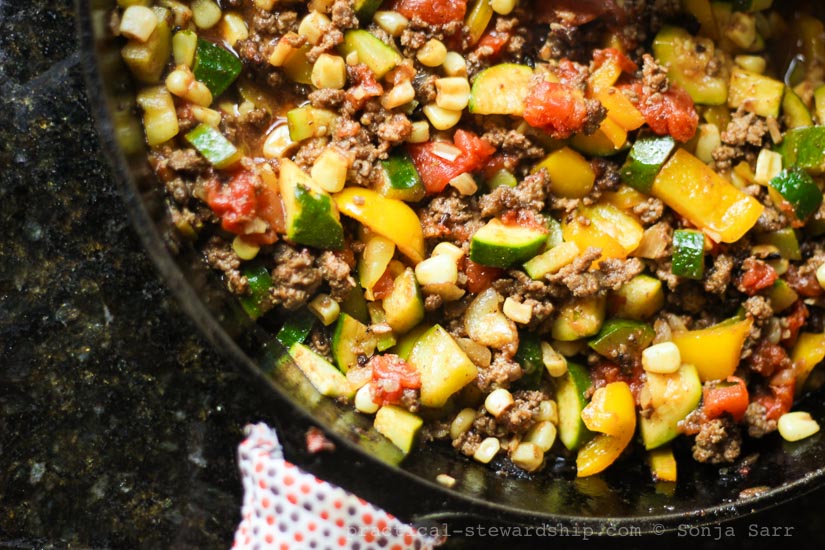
[545,217,564,248]
[555,362,592,451]
[340,284,370,324]
[192,38,242,97]
[239,264,272,320]
[551,295,607,341]
[620,134,676,193]
[607,274,665,321]
[469,219,547,268]
[391,323,432,361]
[286,105,338,142]
[468,64,533,116]
[514,331,544,390]
[275,308,315,348]
[377,152,426,202]
[777,126,825,174]
[671,229,705,280]
[588,319,655,361]
[408,325,478,408]
[331,313,377,373]
[282,44,313,85]
[640,364,702,450]
[288,342,355,399]
[382,268,424,335]
[782,86,814,129]
[279,159,345,250]
[727,67,784,118]
[367,302,397,352]
[652,26,729,106]
[353,0,383,20]
[374,405,423,455]
[339,29,401,79]
[769,167,823,220]
[184,123,241,169]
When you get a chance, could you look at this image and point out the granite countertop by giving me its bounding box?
[2,1,825,548]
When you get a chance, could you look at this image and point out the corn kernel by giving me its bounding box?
[484,388,514,418]
[726,12,757,50]
[298,11,332,45]
[511,442,543,472]
[354,384,380,414]
[407,120,430,144]
[172,30,197,67]
[432,242,464,263]
[253,0,275,9]
[448,172,477,195]
[159,0,192,27]
[424,104,462,130]
[232,235,260,260]
[540,341,567,377]
[503,297,532,324]
[435,76,471,111]
[694,123,721,164]
[374,10,409,37]
[473,437,501,464]
[380,80,415,110]
[754,148,783,185]
[192,105,222,127]
[525,421,557,453]
[436,473,457,488]
[442,52,467,77]
[311,53,347,89]
[311,148,350,193]
[535,400,559,425]
[220,12,249,47]
[191,0,221,29]
[120,5,158,42]
[450,408,477,439]
[778,411,821,442]
[166,66,213,107]
[735,54,767,74]
[417,39,447,67]
[642,342,682,374]
[308,293,340,326]
[415,254,458,286]
[491,0,516,16]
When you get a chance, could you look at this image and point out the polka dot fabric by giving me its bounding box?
[233,423,439,550]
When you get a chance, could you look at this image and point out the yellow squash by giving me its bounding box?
[671,317,752,381]
[791,332,825,395]
[576,381,636,477]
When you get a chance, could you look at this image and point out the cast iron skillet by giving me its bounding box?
[78,0,825,535]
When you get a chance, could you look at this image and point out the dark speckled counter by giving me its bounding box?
[2,0,825,548]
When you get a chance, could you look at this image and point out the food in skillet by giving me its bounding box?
[116,0,825,480]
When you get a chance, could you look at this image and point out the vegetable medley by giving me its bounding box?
[117,0,825,480]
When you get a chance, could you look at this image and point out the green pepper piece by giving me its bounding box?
[621,135,676,193]
[672,229,705,280]
[193,38,242,97]
[184,123,241,169]
[769,167,823,220]
[275,308,316,348]
[514,331,544,390]
[240,265,272,319]
[588,319,655,361]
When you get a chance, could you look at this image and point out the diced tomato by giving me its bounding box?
[592,48,638,75]
[482,153,520,180]
[345,64,383,110]
[463,258,503,293]
[390,0,466,25]
[781,300,809,347]
[408,130,496,194]
[523,81,588,139]
[756,370,796,421]
[536,0,619,26]
[369,354,421,406]
[206,171,282,244]
[738,259,778,296]
[703,376,749,422]
[475,29,511,59]
[371,268,395,300]
[624,82,698,143]
[786,265,823,298]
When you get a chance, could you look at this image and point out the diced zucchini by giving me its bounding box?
[469,219,547,268]
[514,331,544,390]
[275,308,316,348]
[239,264,272,319]
[279,158,345,250]
[121,16,172,83]
[523,241,580,280]
[671,229,705,280]
[367,302,397,352]
[382,268,424,335]
[487,169,518,190]
[288,342,355,399]
[769,167,823,220]
[608,274,665,321]
[621,134,676,193]
[468,64,533,116]
[727,67,784,118]
[192,38,243,97]
[555,361,592,451]
[408,325,478,408]
[374,406,423,455]
[377,152,426,202]
[286,105,338,142]
[391,323,432,361]
[339,29,402,78]
[545,217,564,248]
[340,284,370,324]
[653,26,729,105]
[783,86,814,129]
[532,147,595,199]
[777,126,825,174]
[588,319,655,361]
[331,313,377,373]
[282,44,313,85]
[184,123,241,169]
[640,364,702,449]
[551,295,606,341]
[353,0,383,19]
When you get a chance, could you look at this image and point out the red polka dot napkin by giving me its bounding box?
[232,423,441,549]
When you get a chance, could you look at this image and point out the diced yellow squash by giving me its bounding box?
[408,325,478,408]
[728,67,784,118]
[648,447,677,482]
[791,332,825,395]
[671,317,752,381]
[532,147,595,199]
[651,149,764,243]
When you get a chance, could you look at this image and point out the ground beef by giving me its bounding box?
[418,190,483,245]
[743,295,774,323]
[307,27,344,63]
[632,197,665,224]
[452,430,481,456]
[476,353,523,392]
[641,53,669,95]
[423,291,443,312]
[478,171,547,217]
[755,202,790,233]
[309,325,333,362]
[412,72,437,104]
[308,88,347,110]
[251,9,298,36]
[203,236,248,295]
[704,254,735,294]
[582,98,608,136]
[545,247,603,297]
[743,402,777,439]
[654,258,681,291]
[747,339,791,378]
[692,417,742,464]
[493,270,563,327]
[330,0,358,29]
[317,250,356,301]
[480,127,546,165]
[712,107,769,170]
[268,243,322,310]
[666,281,706,314]
[499,390,545,433]
[597,257,645,291]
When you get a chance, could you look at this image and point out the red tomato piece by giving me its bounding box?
[756,372,795,422]
[408,130,495,194]
[463,259,503,294]
[630,83,699,143]
[369,354,421,406]
[523,81,588,139]
[475,29,510,59]
[781,300,809,347]
[703,377,749,422]
[786,265,823,298]
[738,260,778,296]
[391,0,466,25]
[207,172,259,234]
[345,64,383,110]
